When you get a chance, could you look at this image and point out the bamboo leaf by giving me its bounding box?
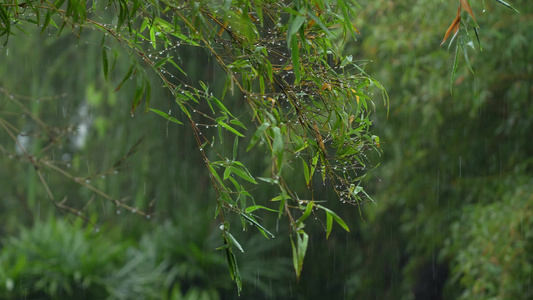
[272,126,283,157]
[247,122,270,151]
[102,48,109,80]
[245,205,278,213]
[326,211,333,239]
[441,6,461,47]
[288,10,306,42]
[301,157,310,186]
[115,64,135,92]
[229,165,257,184]
[495,0,520,13]
[291,231,309,280]
[148,108,184,125]
[296,201,314,229]
[227,232,244,253]
[241,213,275,239]
[316,204,350,233]
[450,44,460,94]
[306,11,334,37]
[218,121,244,137]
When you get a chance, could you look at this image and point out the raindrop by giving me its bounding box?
[116,210,121,215]
[146,215,151,219]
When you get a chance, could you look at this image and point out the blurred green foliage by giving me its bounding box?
[339,0,533,299]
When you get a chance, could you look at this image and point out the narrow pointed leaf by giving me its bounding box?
[102,49,109,80]
[495,0,520,13]
[247,122,270,151]
[227,232,244,253]
[316,204,350,232]
[218,121,244,137]
[459,0,477,23]
[326,211,333,239]
[296,201,314,228]
[441,6,461,47]
[149,108,184,125]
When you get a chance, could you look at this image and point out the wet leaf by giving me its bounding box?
[148,108,184,125]
[217,121,244,137]
[247,122,270,151]
[495,0,520,13]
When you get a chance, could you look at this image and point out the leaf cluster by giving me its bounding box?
[0,0,386,290]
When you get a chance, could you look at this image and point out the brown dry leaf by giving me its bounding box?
[353,23,361,34]
[440,6,461,47]
[321,83,332,91]
[313,121,327,153]
[459,0,477,23]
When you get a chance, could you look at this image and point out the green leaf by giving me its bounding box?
[102,48,109,80]
[114,64,135,92]
[306,11,334,38]
[149,27,156,49]
[301,157,310,186]
[212,97,235,118]
[229,165,257,184]
[291,231,309,280]
[316,204,350,233]
[229,118,246,130]
[272,126,283,157]
[41,12,52,34]
[450,44,460,95]
[241,213,275,238]
[247,122,270,151]
[310,154,319,182]
[149,108,184,125]
[245,205,278,213]
[495,0,520,13]
[232,136,238,160]
[227,232,244,253]
[288,10,306,41]
[153,56,172,69]
[257,177,278,184]
[222,239,242,294]
[296,201,314,229]
[218,121,244,137]
[326,211,333,239]
[459,35,475,75]
[291,239,298,278]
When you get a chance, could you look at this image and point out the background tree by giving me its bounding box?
[341,0,531,299]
